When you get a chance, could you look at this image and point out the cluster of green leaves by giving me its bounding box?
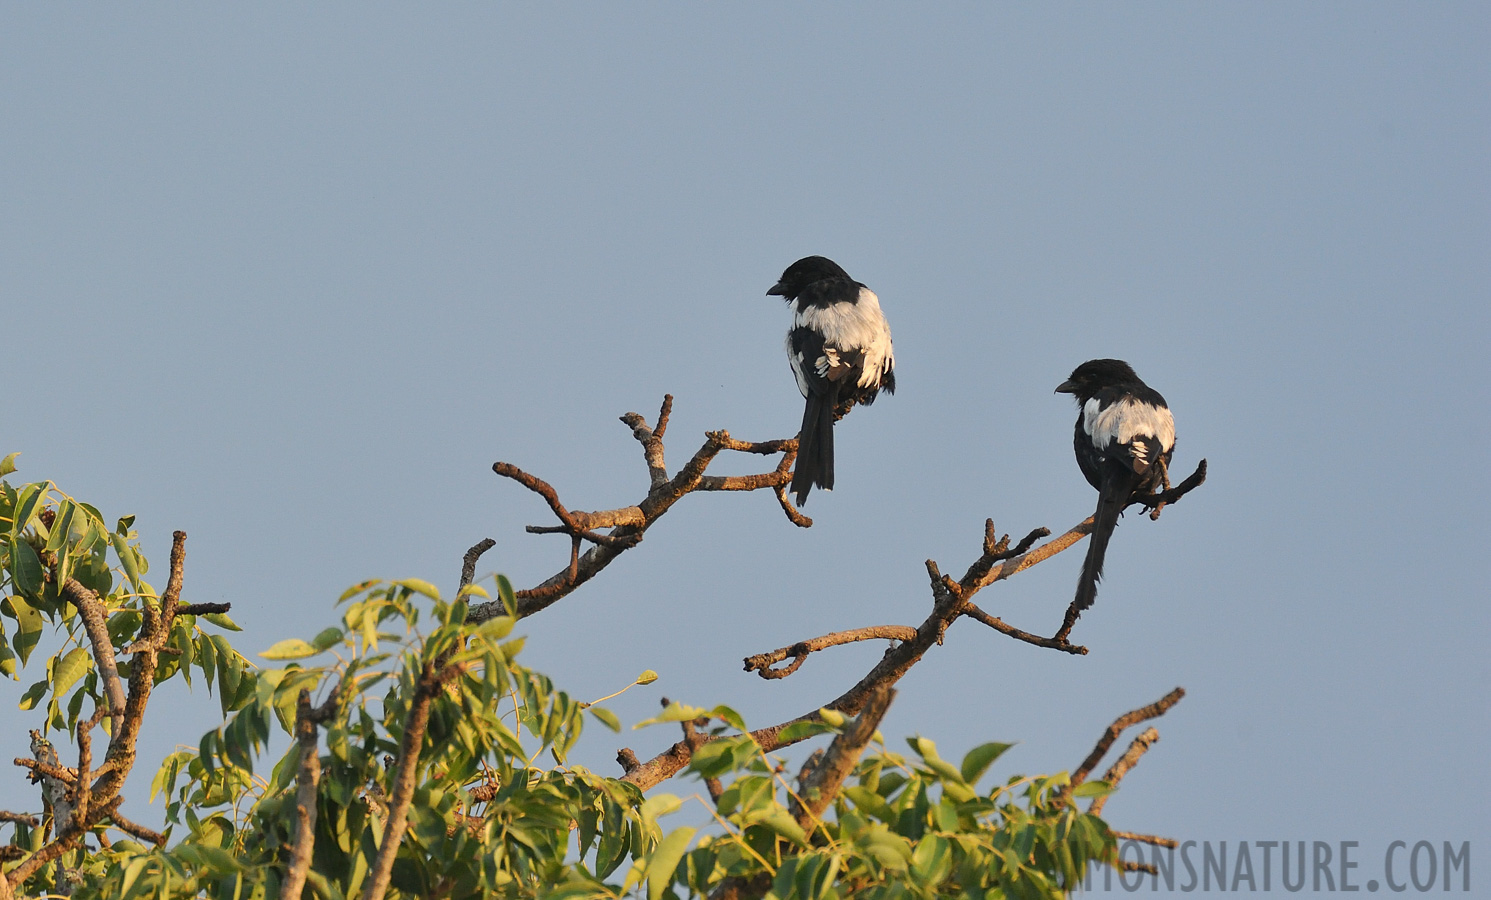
[76,578,665,899]
[565,710,1118,900]
[0,459,251,732]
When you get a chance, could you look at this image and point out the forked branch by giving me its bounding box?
[475,396,809,622]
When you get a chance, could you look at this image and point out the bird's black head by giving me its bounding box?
[1055,359,1142,401]
[767,255,852,301]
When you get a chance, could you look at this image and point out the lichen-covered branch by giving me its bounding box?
[9,531,199,890]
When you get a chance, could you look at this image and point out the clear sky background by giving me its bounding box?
[3,5,1487,895]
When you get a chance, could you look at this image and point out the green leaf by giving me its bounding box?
[633,701,709,729]
[687,738,742,779]
[310,627,345,651]
[395,578,440,600]
[475,616,514,641]
[4,595,44,667]
[202,612,242,632]
[778,720,835,744]
[496,574,517,617]
[197,633,218,693]
[10,541,44,596]
[337,579,380,603]
[43,501,76,553]
[757,808,810,847]
[635,669,659,685]
[0,452,18,478]
[589,706,622,732]
[1072,780,1114,798]
[11,484,47,535]
[818,707,847,729]
[641,793,684,822]
[109,532,144,595]
[18,678,48,710]
[646,826,696,900]
[118,855,150,897]
[260,639,320,660]
[960,742,1015,785]
[911,834,953,886]
[859,829,912,871]
[52,647,91,697]
[710,705,747,732]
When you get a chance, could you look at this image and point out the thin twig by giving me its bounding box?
[1111,830,1179,849]
[743,626,918,679]
[959,603,1087,655]
[1065,688,1185,806]
[0,812,38,826]
[1089,727,1160,817]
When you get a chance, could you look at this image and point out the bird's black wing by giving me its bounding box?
[788,326,839,504]
[1072,386,1177,611]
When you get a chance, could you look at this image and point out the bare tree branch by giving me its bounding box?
[281,686,341,900]
[13,758,76,786]
[620,518,1124,792]
[359,538,495,900]
[360,659,451,900]
[743,626,919,680]
[473,399,811,622]
[1089,727,1160,817]
[464,399,1205,811]
[958,603,1087,655]
[59,579,125,738]
[794,686,895,825]
[459,538,497,594]
[1111,830,1178,849]
[0,812,38,826]
[10,532,191,890]
[1065,687,1185,807]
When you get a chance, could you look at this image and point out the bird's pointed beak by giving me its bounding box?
[1054,380,1078,394]
[766,283,787,297]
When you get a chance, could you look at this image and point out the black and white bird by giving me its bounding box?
[1055,359,1175,614]
[768,256,895,506]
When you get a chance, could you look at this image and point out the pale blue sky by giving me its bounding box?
[3,5,1488,894]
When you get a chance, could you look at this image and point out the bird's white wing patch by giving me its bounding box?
[785,333,810,397]
[1084,397,1176,452]
[795,287,895,388]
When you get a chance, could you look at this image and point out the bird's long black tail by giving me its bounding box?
[791,388,836,506]
[1075,474,1133,613]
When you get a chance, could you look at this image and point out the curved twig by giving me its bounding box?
[959,603,1087,655]
[743,626,919,679]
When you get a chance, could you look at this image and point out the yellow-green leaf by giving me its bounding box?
[646,826,696,900]
[202,612,242,632]
[260,639,320,660]
[52,647,91,697]
[395,578,440,600]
